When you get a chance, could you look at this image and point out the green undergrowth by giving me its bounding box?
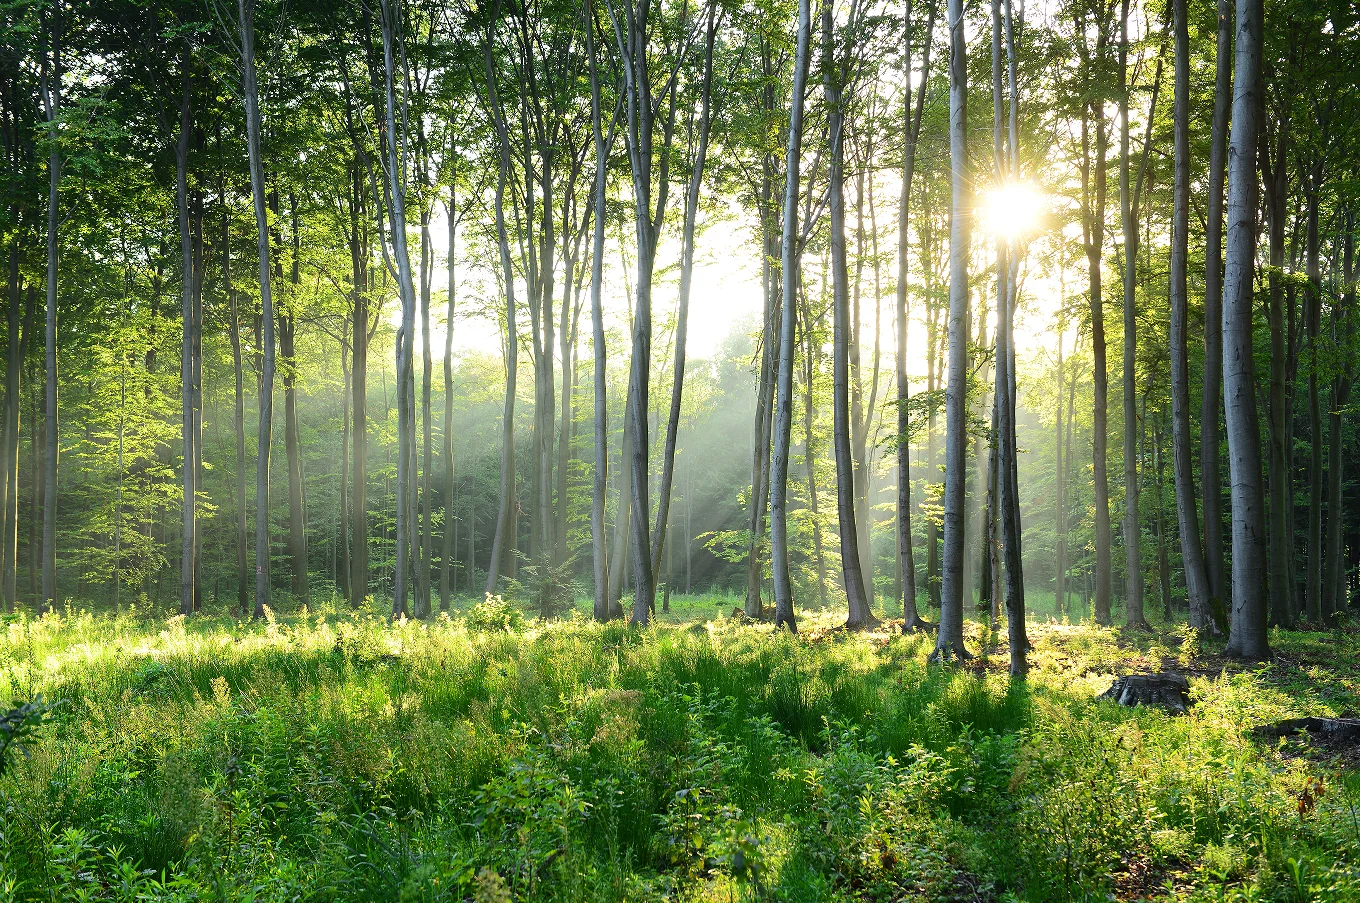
[1,598,1358,902]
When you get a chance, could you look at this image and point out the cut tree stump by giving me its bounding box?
[1098,673,1192,714]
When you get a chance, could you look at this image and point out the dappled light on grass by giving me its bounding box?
[2,602,1360,900]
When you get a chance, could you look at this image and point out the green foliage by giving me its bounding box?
[1,607,1358,901]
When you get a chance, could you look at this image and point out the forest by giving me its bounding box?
[4,0,1360,898]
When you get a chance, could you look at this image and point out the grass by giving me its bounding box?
[1,593,1359,901]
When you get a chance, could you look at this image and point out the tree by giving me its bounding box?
[1221,0,1270,661]
[769,0,812,635]
[932,0,969,661]
[1169,0,1212,630]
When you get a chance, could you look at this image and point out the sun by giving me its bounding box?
[979,183,1045,242]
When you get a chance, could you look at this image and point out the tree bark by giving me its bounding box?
[823,2,874,629]
[587,16,610,621]
[441,191,456,612]
[1201,0,1231,607]
[933,0,970,659]
[1222,0,1270,661]
[1117,0,1145,629]
[896,0,935,631]
[1170,0,1213,629]
[239,0,275,619]
[38,4,61,615]
[481,25,519,601]
[769,0,811,634]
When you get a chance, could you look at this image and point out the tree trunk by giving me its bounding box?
[282,197,308,605]
[350,163,369,606]
[897,0,935,630]
[39,6,61,615]
[441,192,456,612]
[1324,225,1353,619]
[1305,167,1324,622]
[377,0,419,618]
[933,0,970,659]
[1201,0,1231,607]
[588,17,611,621]
[1117,0,1145,629]
[176,59,198,616]
[1221,0,1270,661]
[480,24,519,601]
[823,2,873,629]
[1261,120,1292,629]
[769,0,809,633]
[1170,0,1213,629]
[745,180,778,619]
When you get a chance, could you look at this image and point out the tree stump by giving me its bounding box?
[1098,673,1192,714]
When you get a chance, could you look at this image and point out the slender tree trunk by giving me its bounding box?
[1201,0,1231,607]
[1324,225,1353,619]
[897,0,934,631]
[933,0,970,659]
[823,2,873,629]
[441,193,456,612]
[38,7,61,614]
[1221,0,1270,661]
[176,59,198,616]
[769,0,810,633]
[281,197,308,605]
[418,197,434,618]
[1261,125,1292,629]
[1087,121,1111,626]
[239,0,276,619]
[377,0,419,618]
[482,34,519,601]
[1170,0,1213,629]
[745,182,779,619]
[1117,0,1145,628]
[587,18,611,621]
[350,165,369,606]
[1305,171,1324,622]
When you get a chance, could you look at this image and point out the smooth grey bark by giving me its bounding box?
[376,0,419,617]
[1304,154,1325,623]
[933,0,969,660]
[999,0,1026,674]
[177,58,198,616]
[1260,118,1292,628]
[823,1,873,629]
[587,16,610,621]
[0,256,26,613]
[239,0,275,619]
[481,26,518,600]
[1054,323,1065,615]
[1221,0,1269,661]
[1324,226,1353,619]
[745,179,778,618]
[282,197,307,605]
[1077,10,1111,626]
[769,0,811,634]
[350,163,369,605]
[222,183,249,613]
[38,5,60,614]
[441,192,456,612]
[1201,0,1231,608]
[418,183,434,619]
[1170,0,1212,628]
[896,0,934,631]
[653,9,716,580]
[1117,0,1145,629]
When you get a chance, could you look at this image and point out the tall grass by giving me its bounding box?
[1,598,1357,901]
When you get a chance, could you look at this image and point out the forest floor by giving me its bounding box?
[2,594,1359,902]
